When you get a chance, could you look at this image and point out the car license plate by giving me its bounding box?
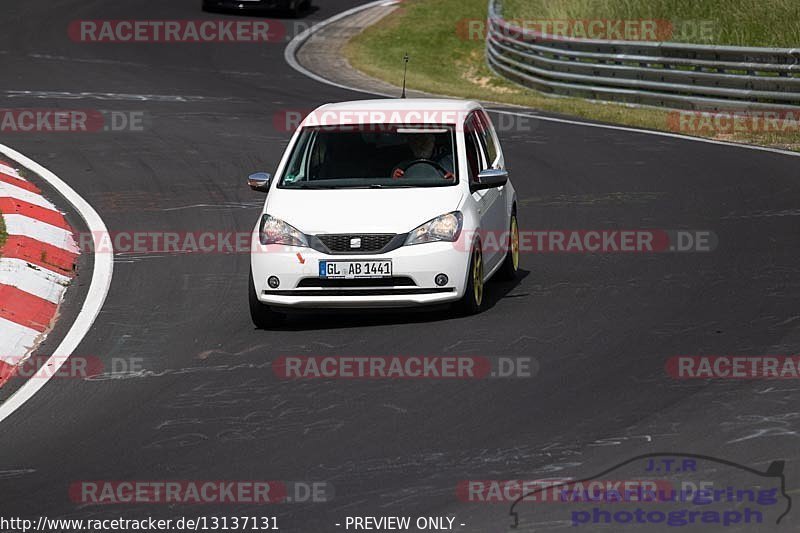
[319,260,392,279]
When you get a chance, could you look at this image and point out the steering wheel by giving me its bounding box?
[392,159,453,180]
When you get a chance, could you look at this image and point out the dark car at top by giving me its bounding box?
[202,0,312,17]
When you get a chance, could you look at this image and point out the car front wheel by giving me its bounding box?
[455,243,485,315]
[495,211,519,281]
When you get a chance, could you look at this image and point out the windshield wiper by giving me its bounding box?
[288,183,416,189]
[288,183,340,189]
[346,184,416,189]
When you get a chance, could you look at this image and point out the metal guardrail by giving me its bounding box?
[486,0,800,111]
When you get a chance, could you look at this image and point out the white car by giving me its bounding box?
[248,98,519,328]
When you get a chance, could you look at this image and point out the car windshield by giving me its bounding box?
[278,125,458,189]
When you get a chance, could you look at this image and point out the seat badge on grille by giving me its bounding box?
[350,237,362,249]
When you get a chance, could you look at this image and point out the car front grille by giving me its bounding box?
[297,277,416,288]
[316,234,396,254]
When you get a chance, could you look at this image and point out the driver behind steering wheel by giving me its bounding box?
[392,133,455,180]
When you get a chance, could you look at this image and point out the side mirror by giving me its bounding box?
[248,172,272,193]
[472,168,508,191]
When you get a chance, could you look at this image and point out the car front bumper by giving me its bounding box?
[251,240,469,309]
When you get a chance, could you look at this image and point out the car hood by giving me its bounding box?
[264,187,464,235]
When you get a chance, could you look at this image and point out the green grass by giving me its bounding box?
[344,0,800,151]
[503,0,800,47]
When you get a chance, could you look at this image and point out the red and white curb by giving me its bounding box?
[0,160,79,387]
[0,145,111,425]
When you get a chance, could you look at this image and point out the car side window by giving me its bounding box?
[477,111,499,167]
[284,129,315,183]
[464,118,483,181]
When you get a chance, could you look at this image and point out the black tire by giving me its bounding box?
[495,211,520,281]
[249,268,282,329]
[454,242,485,316]
[286,0,302,17]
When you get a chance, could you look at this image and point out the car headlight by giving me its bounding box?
[259,215,309,247]
[405,211,463,245]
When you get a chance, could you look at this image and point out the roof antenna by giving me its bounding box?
[401,53,409,99]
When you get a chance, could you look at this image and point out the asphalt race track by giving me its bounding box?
[1,1,799,531]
